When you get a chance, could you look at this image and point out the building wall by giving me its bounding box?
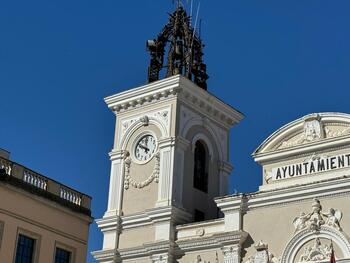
[121,124,162,215]
[0,184,91,263]
[182,125,221,220]
[241,194,350,262]
[118,226,155,249]
[177,249,224,263]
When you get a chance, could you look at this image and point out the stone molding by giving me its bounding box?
[116,206,192,230]
[254,112,350,164]
[215,176,350,212]
[119,106,171,148]
[175,231,248,253]
[104,75,243,129]
[281,226,350,263]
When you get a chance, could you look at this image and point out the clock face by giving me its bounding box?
[134,134,157,162]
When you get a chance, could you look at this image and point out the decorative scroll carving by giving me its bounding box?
[246,241,279,263]
[293,199,342,233]
[124,152,160,190]
[120,109,170,141]
[325,126,350,138]
[298,238,332,262]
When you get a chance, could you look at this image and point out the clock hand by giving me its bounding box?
[139,144,150,153]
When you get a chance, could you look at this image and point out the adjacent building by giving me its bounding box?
[0,149,92,263]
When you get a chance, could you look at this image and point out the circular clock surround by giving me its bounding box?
[132,132,158,164]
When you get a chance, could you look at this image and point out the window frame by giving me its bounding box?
[53,241,75,263]
[13,228,41,263]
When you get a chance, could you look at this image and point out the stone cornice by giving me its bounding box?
[104,75,244,129]
[118,240,172,261]
[176,218,224,231]
[175,231,248,252]
[215,194,244,212]
[97,206,192,231]
[216,176,350,212]
[177,76,244,127]
[254,134,350,164]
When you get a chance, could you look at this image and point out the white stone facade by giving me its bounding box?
[93,76,350,263]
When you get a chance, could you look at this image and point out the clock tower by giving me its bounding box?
[93,5,243,263]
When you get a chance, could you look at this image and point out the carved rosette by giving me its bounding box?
[124,152,160,190]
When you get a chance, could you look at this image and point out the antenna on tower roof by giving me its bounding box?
[190,0,194,26]
[190,1,201,50]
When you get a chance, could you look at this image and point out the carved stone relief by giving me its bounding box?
[278,114,350,150]
[246,241,279,263]
[298,238,332,262]
[123,151,160,190]
[325,125,350,139]
[279,115,323,149]
[120,108,170,144]
[292,199,342,233]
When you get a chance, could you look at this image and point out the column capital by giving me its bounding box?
[150,254,170,263]
[219,161,234,175]
[158,137,176,149]
[109,149,128,161]
[222,244,241,263]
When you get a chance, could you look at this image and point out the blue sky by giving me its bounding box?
[1,1,350,262]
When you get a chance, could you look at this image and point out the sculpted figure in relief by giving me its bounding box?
[325,208,342,231]
[298,238,332,262]
[293,199,342,233]
[304,119,322,142]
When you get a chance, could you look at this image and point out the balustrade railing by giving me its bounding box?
[0,158,12,175]
[60,187,82,206]
[0,156,90,212]
[23,170,47,190]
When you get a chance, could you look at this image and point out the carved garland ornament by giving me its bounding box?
[123,151,160,190]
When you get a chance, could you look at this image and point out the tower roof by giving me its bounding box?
[146,5,209,90]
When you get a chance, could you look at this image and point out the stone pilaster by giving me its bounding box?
[105,150,127,218]
[156,137,176,207]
